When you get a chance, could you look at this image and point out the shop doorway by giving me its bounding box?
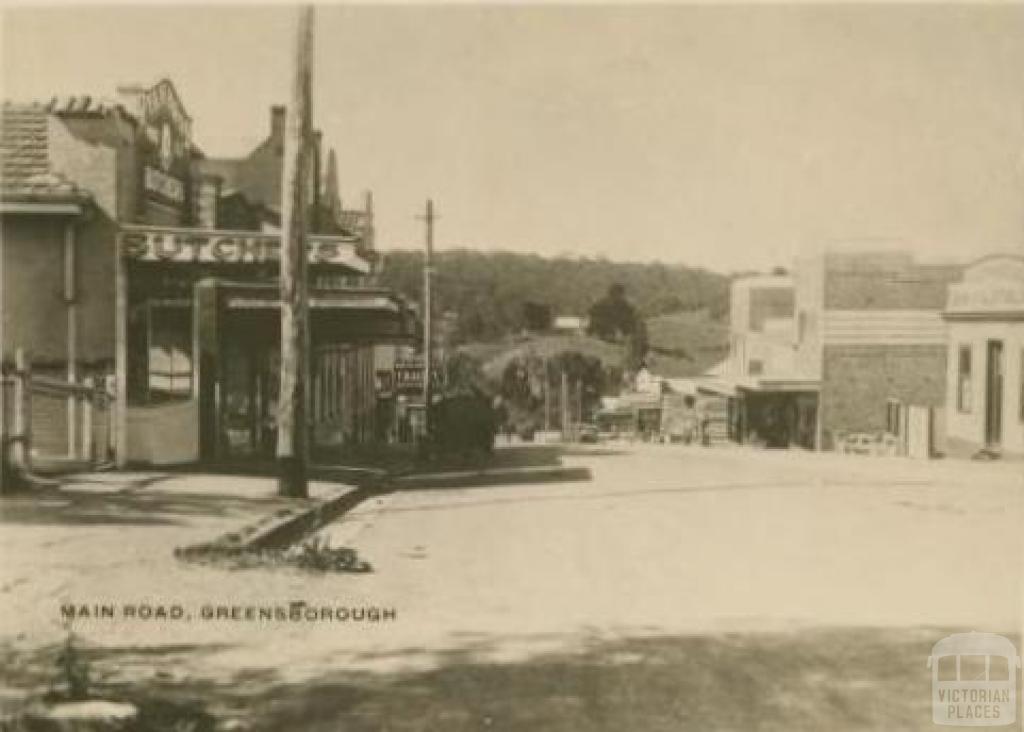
[217,311,365,460]
[220,310,280,459]
[985,340,1004,448]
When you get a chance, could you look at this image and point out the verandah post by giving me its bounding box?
[11,349,31,475]
[81,376,95,464]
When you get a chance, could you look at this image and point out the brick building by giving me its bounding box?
[794,250,963,451]
[708,251,964,452]
[943,254,1024,458]
[1,79,415,467]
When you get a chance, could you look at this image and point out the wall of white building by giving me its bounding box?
[945,320,1024,457]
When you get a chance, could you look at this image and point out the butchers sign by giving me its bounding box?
[134,80,192,208]
[119,228,368,271]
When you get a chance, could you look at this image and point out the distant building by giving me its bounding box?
[942,254,1024,458]
[721,273,799,379]
[713,272,816,449]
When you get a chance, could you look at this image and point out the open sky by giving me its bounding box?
[3,3,1024,273]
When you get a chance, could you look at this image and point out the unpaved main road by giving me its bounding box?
[319,444,1023,662]
[2,446,1021,729]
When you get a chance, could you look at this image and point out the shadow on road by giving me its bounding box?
[0,483,295,528]
[7,626,1016,731]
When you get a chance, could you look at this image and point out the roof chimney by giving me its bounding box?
[270,105,286,139]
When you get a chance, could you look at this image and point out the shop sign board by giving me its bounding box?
[947,283,1024,315]
[119,227,368,271]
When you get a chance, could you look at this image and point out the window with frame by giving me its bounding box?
[148,305,193,400]
[957,345,972,413]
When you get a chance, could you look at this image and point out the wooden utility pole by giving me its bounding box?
[560,368,569,440]
[421,199,435,441]
[277,5,315,498]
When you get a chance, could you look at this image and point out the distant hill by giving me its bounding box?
[378,249,729,343]
[644,310,730,377]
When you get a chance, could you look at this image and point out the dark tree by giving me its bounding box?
[586,283,650,373]
[499,350,609,429]
[625,319,650,373]
[587,283,640,341]
[442,351,486,397]
[521,302,553,332]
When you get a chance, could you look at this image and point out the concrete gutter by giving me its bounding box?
[175,480,385,560]
[389,464,591,490]
[245,483,382,551]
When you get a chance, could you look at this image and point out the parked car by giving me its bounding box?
[572,423,600,443]
[844,432,876,455]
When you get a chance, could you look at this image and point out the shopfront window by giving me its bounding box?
[148,304,193,400]
[957,345,972,413]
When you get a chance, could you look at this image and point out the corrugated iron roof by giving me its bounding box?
[1,103,88,203]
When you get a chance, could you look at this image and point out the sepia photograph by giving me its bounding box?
[0,2,1022,729]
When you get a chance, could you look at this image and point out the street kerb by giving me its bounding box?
[388,464,592,491]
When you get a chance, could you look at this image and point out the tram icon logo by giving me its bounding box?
[928,632,1020,726]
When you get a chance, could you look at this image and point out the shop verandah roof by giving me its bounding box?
[206,281,420,344]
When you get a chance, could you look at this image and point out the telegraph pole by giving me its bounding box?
[421,199,436,442]
[543,357,551,432]
[277,5,314,498]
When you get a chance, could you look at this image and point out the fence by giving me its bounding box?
[2,349,115,486]
[832,404,940,459]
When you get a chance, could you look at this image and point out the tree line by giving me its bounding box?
[378,249,729,344]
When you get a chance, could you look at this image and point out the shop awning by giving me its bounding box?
[224,291,404,312]
[739,377,820,393]
[692,375,819,396]
[215,282,419,343]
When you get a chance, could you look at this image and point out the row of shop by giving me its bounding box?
[1,79,419,468]
[622,250,1024,459]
